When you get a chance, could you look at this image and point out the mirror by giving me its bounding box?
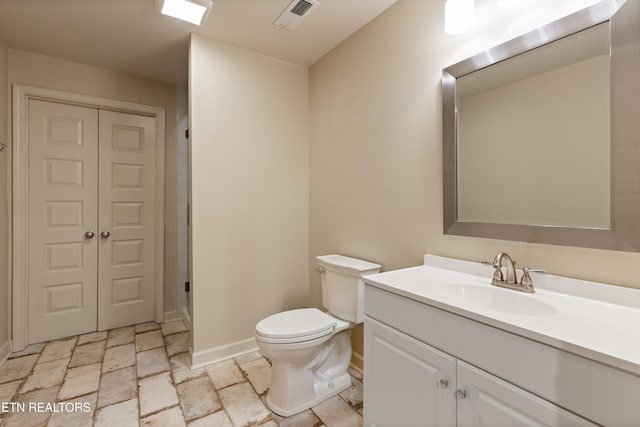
[443,0,640,252]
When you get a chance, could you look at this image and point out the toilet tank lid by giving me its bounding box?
[316,254,381,275]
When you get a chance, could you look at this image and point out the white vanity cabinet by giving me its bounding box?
[362,256,640,425]
[364,316,595,427]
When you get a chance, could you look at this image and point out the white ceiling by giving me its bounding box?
[0,0,397,86]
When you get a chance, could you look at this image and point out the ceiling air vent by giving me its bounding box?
[274,0,319,31]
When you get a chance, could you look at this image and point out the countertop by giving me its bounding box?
[363,255,640,376]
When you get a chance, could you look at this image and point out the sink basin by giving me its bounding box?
[436,282,558,316]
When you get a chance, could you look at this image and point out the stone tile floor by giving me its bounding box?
[0,320,363,426]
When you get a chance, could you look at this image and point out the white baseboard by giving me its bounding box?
[350,350,364,375]
[189,337,258,369]
[163,310,182,323]
[0,340,12,367]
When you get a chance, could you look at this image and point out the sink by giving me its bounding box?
[436,282,558,316]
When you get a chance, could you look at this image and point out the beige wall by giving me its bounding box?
[189,35,309,363]
[7,49,179,318]
[0,39,9,358]
[309,0,640,369]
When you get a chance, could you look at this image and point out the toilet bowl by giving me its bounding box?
[255,255,381,417]
[256,308,352,416]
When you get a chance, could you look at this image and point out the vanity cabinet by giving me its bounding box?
[362,256,640,426]
[364,317,595,427]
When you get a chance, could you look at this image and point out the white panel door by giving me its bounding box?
[27,100,99,343]
[98,110,156,330]
[364,317,457,427]
[27,101,157,342]
[456,361,597,427]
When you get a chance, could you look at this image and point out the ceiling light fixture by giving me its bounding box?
[444,0,475,35]
[156,0,213,26]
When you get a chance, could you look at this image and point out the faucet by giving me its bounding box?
[492,252,517,284]
[491,252,537,293]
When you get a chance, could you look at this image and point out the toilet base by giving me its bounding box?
[265,371,352,417]
[257,322,354,417]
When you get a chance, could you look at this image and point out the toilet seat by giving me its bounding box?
[255,308,336,344]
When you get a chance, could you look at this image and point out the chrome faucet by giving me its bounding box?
[491,252,537,293]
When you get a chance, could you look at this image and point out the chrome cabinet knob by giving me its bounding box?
[456,389,467,399]
[85,231,95,238]
[437,379,449,389]
[101,230,110,238]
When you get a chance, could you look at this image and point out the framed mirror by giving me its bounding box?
[443,0,640,252]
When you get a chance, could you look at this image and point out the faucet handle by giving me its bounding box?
[492,265,503,282]
[521,269,533,287]
[520,267,543,293]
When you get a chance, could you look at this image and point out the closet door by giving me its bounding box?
[27,100,99,343]
[98,110,156,330]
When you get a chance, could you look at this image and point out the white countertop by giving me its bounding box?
[363,255,640,376]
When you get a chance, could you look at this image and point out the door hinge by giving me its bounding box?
[184,128,189,139]
[185,281,190,292]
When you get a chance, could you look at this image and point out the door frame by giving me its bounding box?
[12,84,166,350]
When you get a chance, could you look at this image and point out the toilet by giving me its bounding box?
[255,254,381,417]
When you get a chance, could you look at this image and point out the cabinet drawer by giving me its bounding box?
[365,284,640,426]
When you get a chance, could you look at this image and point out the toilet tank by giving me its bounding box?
[316,255,381,323]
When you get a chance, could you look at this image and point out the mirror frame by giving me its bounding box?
[443,0,640,252]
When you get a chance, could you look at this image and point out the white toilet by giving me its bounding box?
[255,254,381,417]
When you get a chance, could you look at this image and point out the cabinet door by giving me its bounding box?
[456,361,597,427]
[364,317,456,427]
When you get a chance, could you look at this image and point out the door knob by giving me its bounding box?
[85,231,95,238]
[101,230,110,238]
